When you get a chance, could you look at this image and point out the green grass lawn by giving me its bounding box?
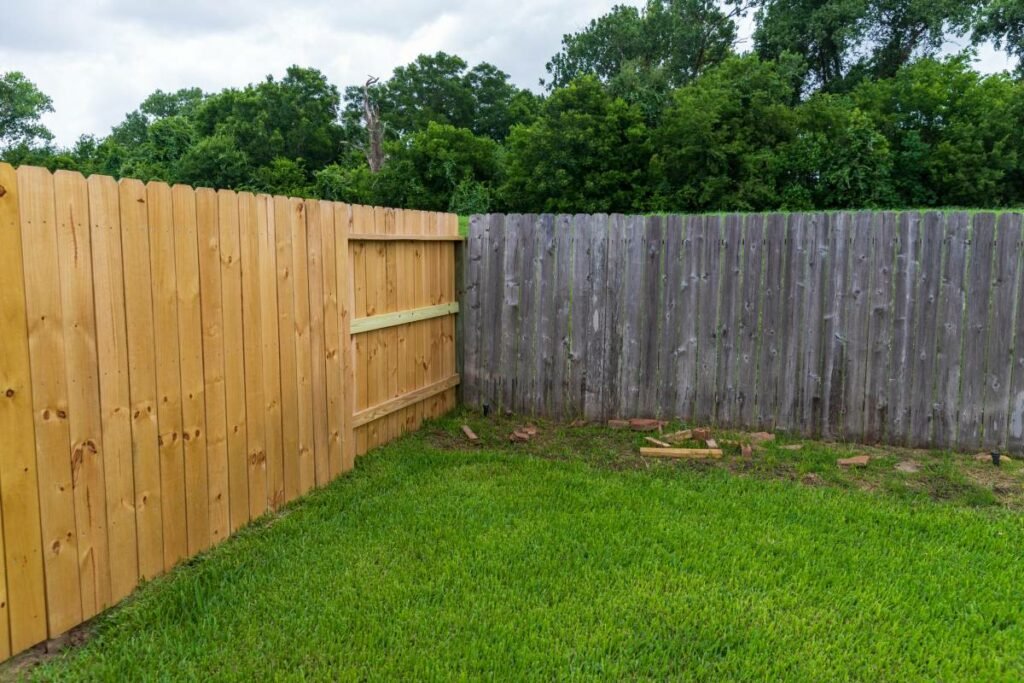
[19,412,1024,681]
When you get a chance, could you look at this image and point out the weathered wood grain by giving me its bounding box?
[958,213,997,450]
[568,215,591,417]
[715,214,743,425]
[535,215,558,415]
[932,212,969,448]
[459,209,1024,452]
[499,214,523,413]
[736,214,764,427]
[820,212,851,439]
[776,213,806,431]
[694,216,721,425]
[840,212,874,440]
[887,213,919,444]
[552,215,574,416]
[638,216,664,418]
[907,212,944,447]
[755,214,786,428]
[982,213,1021,450]
[657,216,685,420]
[863,212,896,442]
[583,215,609,420]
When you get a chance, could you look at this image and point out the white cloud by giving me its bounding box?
[1,0,1016,146]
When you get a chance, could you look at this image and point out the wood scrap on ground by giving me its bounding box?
[509,425,539,443]
[509,431,530,443]
[644,437,672,448]
[837,455,870,468]
[705,438,718,449]
[780,444,803,451]
[629,418,667,432]
[608,419,630,430]
[461,425,479,443]
[663,430,692,444]
[640,447,723,459]
[692,428,711,441]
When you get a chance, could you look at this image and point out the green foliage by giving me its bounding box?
[3,4,1023,215]
[501,77,651,213]
[313,163,375,204]
[753,0,982,91]
[852,55,1023,206]
[545,0,747,120]
[0,71,54,152]
[249,157,314,197]
[974,0,1024,77]
[778,98,896,209]
[650,55,799,211]
[343,52,534,142]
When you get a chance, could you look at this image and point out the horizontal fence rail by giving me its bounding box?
[0,164,459,661]
[460,211,1024,452]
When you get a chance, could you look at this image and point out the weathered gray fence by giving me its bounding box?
[459,211,1024,451]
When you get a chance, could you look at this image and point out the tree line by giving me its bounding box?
[2,0,1023,214]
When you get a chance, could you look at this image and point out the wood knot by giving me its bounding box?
[4,388,13,398]
[51,540,61,554]
[0,185,6,198]
[56,409,67,419]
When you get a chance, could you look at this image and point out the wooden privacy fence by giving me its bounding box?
[461,211,1024,452]
[0,163,459,660]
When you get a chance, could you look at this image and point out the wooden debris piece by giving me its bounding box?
[509,430,531,443]
[608,419,630,430]
[664,429,692,443]
[837,455,870,468]
[692,428,711,441]
[705,438,718,449]
[748,432,775,443]
[461,425,479,443]
[741,444,753,458]
[645,437,672,448]
[522,425,539,436]
[629,418,666,432]
[640,447,723,459]
[780,444,803,451]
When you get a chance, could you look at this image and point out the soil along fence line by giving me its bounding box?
[0,163,459,661]
[460,211,1024,451]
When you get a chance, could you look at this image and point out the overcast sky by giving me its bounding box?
[3,0,1018,147]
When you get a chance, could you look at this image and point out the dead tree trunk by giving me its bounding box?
[362,77,386,173]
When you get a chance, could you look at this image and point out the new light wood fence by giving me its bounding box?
[461,211,1024,452]
[0,164,459,660]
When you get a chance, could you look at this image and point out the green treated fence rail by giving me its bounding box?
[459,211,1024,451]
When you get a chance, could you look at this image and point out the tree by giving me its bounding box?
[650,55,800,211]
[777,94,895,208]
[544,0,750,117]
[0,71,54,153]
[501,77,651,213]
[752,0,982,92]
[375,123,502,211]
[974,0,1024,77]
[852,55,1022,206]
[342,53,533,145]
